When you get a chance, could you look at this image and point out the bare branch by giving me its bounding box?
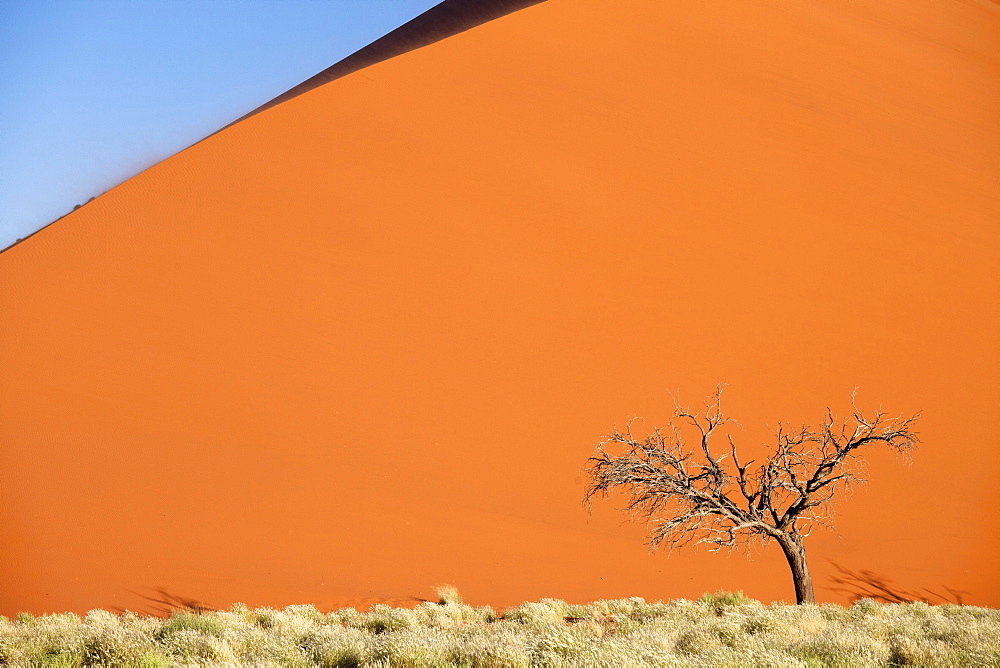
[582,386,921,604]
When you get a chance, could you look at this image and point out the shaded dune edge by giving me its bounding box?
[220,0,550,131]
[0,0,549,256]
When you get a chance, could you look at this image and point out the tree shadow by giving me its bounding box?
[826,561,968,605]
[111,587,217,618]
[110,588,440,617]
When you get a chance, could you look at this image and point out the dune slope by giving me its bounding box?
[1,0,998,615]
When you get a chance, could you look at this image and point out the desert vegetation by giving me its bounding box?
[584,386,919,604]
[2,591,999,667]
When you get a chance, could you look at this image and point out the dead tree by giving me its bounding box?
[582,385,920,604]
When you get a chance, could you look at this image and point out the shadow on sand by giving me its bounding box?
[108,571,971,618]
[110,588,443,617]
[112,587,218,618]
[827,561,968,605]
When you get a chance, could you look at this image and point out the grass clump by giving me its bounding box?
[2,591,998,666]
[157,610,227,638]
[698,589,756,615]
[434,585,463,606]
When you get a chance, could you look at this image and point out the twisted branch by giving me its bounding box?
[583,385,920,553]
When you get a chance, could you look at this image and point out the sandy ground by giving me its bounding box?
[1,0,998,616]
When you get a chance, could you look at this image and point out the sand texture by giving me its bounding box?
[1,0,998,615]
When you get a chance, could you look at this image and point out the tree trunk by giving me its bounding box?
[776,532,816,604]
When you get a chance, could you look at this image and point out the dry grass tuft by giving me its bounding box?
[2,592,998,666]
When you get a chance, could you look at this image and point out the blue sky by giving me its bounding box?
[0,0,441,249]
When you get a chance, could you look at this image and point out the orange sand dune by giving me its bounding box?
[1,0,998,616]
